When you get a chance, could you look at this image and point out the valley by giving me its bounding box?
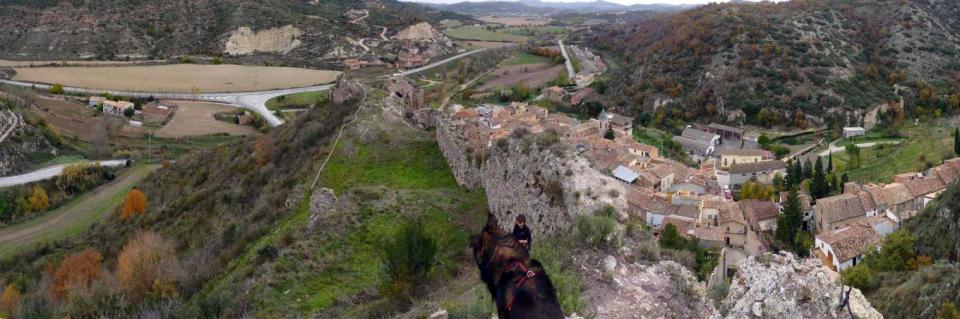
[0,0,959,318]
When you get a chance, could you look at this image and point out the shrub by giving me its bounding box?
[120,189,147,220]
[52,248,103,299]
[842,263,873,290]
[28,186,48,212]
[0,284,21,319]
[212,56,224,65]
[381,221,437,302]
[575,208,623,250]
[49,84,64,95]
[660,223,687,250]
[117,231,180,302]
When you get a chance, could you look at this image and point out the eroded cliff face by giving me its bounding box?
[429,113,627,236]
[224,25,303,56]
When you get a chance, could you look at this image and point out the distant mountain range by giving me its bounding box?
[421,0,692,15]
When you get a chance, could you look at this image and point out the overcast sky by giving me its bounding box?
[404,0,786,4]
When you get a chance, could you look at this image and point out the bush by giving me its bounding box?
[120,189,148,220]
[842,263,873,290]
[52,248,103,300]
[117,231,180,302]
[49,84,64,95]
[381,221,437,302]
[1,284,21,319]
[212,56,223,65]
[575,208,623,250]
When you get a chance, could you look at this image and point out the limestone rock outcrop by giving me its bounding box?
[588,261,720,318]
[721,253,882,319]
[224,25,303,56]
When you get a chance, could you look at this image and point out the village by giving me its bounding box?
[442,96,959,276]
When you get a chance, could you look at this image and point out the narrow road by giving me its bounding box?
[0,165,158,260]
[0,159,128,188]
[558,40,575,80]
[0,109,20,144]
[0,79,335,127]
[394,48,489,77]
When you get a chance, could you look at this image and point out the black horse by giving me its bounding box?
[469,214,564,319]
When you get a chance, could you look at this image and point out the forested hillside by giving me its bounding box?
[588,0,960,130]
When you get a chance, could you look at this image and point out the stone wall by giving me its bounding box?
[431,112,627,236]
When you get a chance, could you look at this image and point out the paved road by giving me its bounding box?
[558,40,576,80]
[0,79,334,127]
[0,109,20,144]
[0,159,128,188]
[394,48,489,77]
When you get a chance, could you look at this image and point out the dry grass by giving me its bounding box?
[478,63,564,91]
[0,60,162,67]
[30,96,102,142]
[154,101,260,138]
[12,64,341,93]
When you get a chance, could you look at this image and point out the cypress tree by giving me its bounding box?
[812,157,827,199]
[827,152,833,173]
[803,158,813,179]
[954,127,959,156]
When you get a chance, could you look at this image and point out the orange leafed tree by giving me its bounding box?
[120,188,147,220]
[117,231,179,302]
[1,283,21,319]
[52,248,103,300]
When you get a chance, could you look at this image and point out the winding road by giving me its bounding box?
[394,48,489,77]
[558,40,575,80]
[0,79,333,127]
[0,159,129,188]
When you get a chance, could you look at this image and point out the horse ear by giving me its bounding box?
[485,213,499,231]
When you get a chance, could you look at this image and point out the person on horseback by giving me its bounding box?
[513,214,532,251]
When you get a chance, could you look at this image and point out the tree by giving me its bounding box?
[811,157,828,199]
[28,186,48,212]
[0,284,20,319]
[845,144,862,169]
[117,231,180,302]
[802,158,813,179]
[827,152,833,173]
[123,107,135,118]
[382,221,437,301]
[52,248,103,299]
[865,230,916,272]
[842,263,872,290]
[603,128,615,140]
[660,223,687,250]
[955,127,960,156]
[841,173,849,187]
[120,188,147,220]
[776,188,803,249]
[212,56,224,65]
[49,84,64,95]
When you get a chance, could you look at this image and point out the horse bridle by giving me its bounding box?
[480,231,538,312]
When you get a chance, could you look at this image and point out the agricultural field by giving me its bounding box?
[154,101,261,138]
[0,59,162,67]
[477,15,552,26]
[12,64,341,93]
[503,52,554,65]
[30,96,104,142]
[457,40,517,50]
[443,25,529,42]
[477,62,564,92]
[266,91,329,111]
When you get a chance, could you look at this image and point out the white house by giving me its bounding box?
[843,127,866,139]
[103,100,135,116]
[814,223,881,272]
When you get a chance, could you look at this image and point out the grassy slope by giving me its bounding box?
[503,52,552,66]
[832,124,954,183]
[192,115,490,317]
[265,91,329,111]
[0,164,157,260]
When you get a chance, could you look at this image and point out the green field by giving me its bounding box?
[266,91,329,111]
[503,52,553,65]
[0,165,157,261]
[832,124,955,183]
[505,26,568,36]
[443,26,529,42]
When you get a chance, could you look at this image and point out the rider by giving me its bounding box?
[513,214,532,251]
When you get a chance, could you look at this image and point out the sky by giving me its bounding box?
[404,0,786,4]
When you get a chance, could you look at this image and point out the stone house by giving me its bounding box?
[897,172,946,209]
[813,193,868,233]
[542,86,565,103]
[88,96,105,107]
[718,202,748,248]
[814,223,881,272]
[627,188,673,227]
[570,88,594,106]
[719,160,787,188]
[102,100,134,116]
[865,183,917,222]
[742,200,780,232]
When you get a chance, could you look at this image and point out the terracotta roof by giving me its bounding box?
[816,223,881,262]
[779,191,812,211]
[814,193,866,224]
[857,191,877,212]
[674,204,700,219]
[688,226,725,242]
[672,135,711,151]
[932,164,960,186]
[718,202,746,225]
[741,200,779,230]
[718,148,767,157]
[728,160,786,174]
[662,215,696,236]
[608,113,633,127]
[866,183,913,207]
[902,175,946,197]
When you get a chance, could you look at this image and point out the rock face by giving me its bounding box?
[721,253,882,319]
[394,22,442,41]
[330,75,364,104]
[588,261,720,318]
[224,25,303,56]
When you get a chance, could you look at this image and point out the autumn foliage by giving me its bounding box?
[1,284,21,319]
[52,248,103,300]
[28,186,48,212]
[120,188,147,220]
[117,231,179,302]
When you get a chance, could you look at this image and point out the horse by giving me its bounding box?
[469,213,564,319]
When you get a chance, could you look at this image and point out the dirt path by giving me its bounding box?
[0,165,158,260]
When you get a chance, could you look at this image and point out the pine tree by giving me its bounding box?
[803,158,813,179]
[812,157,827,199]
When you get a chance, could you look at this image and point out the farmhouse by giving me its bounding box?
[843,127,866,139]
[88,96,105,107]
[102,100,134,116]
[542,86,565,103]
[814,223,881,272]
[142,104,175,124]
